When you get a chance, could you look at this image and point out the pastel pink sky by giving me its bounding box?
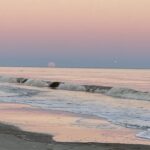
[0,0,150,67]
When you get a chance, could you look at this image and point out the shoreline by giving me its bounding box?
[0,123,150,150]
[0,102,150,145]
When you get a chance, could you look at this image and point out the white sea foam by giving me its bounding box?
[0,91,18,97]
[58,83,86,91]
[137,129,150,140]
[24,79,48,87]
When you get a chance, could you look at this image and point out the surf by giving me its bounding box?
[0,75,150,101]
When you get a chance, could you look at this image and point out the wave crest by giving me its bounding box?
[0,76,150,101]
[106,87,150,101]
[58,83,86,91]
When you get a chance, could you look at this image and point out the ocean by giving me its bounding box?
[0,67,149,140]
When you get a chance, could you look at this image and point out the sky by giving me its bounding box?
[0,0,150,68]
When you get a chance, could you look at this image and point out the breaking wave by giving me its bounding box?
[106,87,150,101]
[0,76,150,101]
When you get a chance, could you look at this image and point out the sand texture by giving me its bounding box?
[0,123,149,150]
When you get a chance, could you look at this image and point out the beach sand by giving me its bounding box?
[0,123,150,150]
[0,103,149,150]
[0,103,150,145]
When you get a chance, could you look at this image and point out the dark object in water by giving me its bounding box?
[49,82,60,89]
[17,78,28,83]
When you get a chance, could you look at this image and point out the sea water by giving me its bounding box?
[0,67,149,139]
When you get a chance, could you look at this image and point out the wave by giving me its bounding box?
[0,76,150,101]
[106,87,150,101]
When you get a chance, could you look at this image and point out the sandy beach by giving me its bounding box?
[0,103,149,144]
[0,102,149,149]
[0,123,150,150]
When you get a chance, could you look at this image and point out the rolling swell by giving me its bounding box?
[0,76,150,101]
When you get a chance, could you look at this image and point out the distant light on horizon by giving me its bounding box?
[113,59,118,64]
[48,62,56,68]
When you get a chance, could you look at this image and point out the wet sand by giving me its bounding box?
[0,102,149,147]
[0,123,150,150]
[0,103,150,145]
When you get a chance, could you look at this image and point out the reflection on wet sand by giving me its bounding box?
[0,103,149,145]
